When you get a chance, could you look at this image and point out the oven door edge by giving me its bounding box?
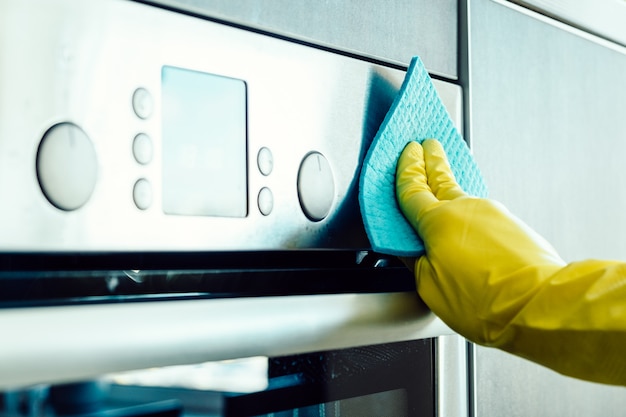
[0,292,454,390]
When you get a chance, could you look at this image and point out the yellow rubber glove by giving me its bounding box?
[396,139,626,386]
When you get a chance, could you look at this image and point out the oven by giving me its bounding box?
[0,1,468,415]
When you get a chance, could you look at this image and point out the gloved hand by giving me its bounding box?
[396,139,626,386]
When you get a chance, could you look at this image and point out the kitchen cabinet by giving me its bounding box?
[468,0,626,415]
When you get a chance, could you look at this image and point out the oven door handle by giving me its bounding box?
[0,292,453,389]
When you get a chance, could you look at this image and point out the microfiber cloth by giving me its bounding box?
[359,56,488,257]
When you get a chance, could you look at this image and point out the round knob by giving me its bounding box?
[257,187,274,216]
[297,152,335,221]
[36,123,98,211]
[257,147,274,176]
[132,133,153,165]
[132,87,153,120]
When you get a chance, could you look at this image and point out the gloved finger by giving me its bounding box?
[422,139,466,201]
[396,141,440,229]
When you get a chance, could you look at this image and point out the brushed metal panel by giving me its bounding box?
[437,335,469,417]
[472,346,626,417]
[0,0,463,252]
[469,0,626,415]
[470,0,626,263]
[512,0,626,47]
[142,0,459,79]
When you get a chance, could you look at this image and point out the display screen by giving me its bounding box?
[161,66,247,217]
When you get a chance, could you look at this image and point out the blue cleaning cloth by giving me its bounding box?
[358,56,488,257]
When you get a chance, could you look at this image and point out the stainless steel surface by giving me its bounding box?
[470,0,626,263]
[436,335,469,417]
[143,0,459,79]
[0,0,468,397]
[511,0,626,47]
[468,0,626,414]
[470,346,626,417]
[0,292,453,389]
[0,0,463,253]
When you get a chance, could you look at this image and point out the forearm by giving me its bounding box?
[420,255,626,385]
[500,260,626,385]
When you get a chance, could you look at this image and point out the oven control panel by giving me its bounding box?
[0,0,462,252]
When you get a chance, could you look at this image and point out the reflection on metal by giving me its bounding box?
[510,0,626,47]
[108,357,269,393]
[437,335,469,417]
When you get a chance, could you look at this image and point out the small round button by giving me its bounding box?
[36,123,98,211]
[132,133,153,165]
[132,88,153,120]
[257,147,273,176]
[258,187,274,216]
[297,152,335,221]
[133,178,152,210]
